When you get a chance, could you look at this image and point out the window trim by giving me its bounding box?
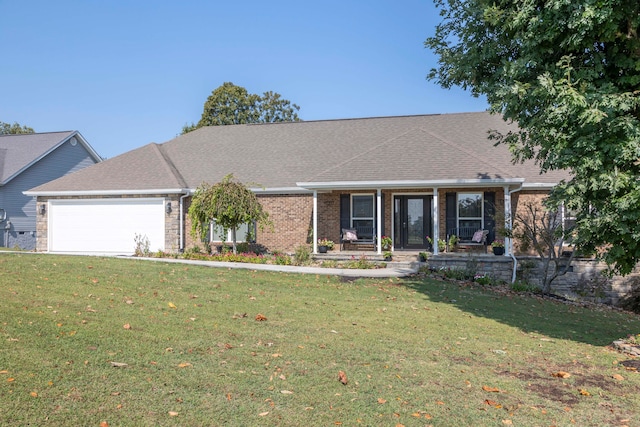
[209,220,256,243]
[456,192,484,230]
[350,194,375,228]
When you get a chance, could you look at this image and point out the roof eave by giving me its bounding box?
[23,189,189,197]
[296,178,527,190]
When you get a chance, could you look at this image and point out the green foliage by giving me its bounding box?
[511,279,542,294]
[293,245,311,265]
[188,174,270,254]
[343,254,375,269]
[426,0,640,275]
[182,82,301,133]
[0,120,34,134]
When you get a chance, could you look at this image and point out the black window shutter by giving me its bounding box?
[484,191,496,244]
[340,194,351,230]
[445,192,457,236]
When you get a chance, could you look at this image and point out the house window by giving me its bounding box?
[457,193,483,230]
[561,204,577,241]
[210,220,256,243]
[351,194,374,233]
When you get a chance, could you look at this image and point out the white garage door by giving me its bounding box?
[49,198,166,254]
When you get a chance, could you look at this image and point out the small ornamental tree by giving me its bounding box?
[510,199,576,295]
[188,174,270,254]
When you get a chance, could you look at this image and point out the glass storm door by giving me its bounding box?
[393,195,432,249]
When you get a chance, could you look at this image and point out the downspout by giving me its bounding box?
[505,184,523,283]
[179,192,190,252]
[432,188,439,255]
[313,191,318,254]
[376,189,382,254]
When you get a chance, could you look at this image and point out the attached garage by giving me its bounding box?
[48,198,166,254]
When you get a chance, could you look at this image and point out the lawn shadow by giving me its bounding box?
[400,273,640,347]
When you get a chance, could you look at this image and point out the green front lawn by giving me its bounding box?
[1,253,639,426]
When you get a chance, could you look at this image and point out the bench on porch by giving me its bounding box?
[341,226,376,250]
[446,227,489,252]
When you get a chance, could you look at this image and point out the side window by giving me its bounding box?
[210,220,256,242]
[561,204,577,240]
[457,193,483,230]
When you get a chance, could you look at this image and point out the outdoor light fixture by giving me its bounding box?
[40,204,46,215]
[166,202,172,214]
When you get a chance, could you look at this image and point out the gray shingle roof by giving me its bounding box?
[0,131,76,184]
[27,112,569,194]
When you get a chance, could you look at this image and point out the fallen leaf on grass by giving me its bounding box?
[258,411,269,416]
[100,422,108,427]
[281,390,294,394]
[255,314,267,321]
[177,362,192,368]
[168,302,177,309]
[110,362,128,368]
[30,391,38,397]
[578,389,591,396]
[168,411,179,417]
[552,371,571,378]
[377,398,387,404]
[123,323,131,330]
[485,399,502,408]
[612,374,625,381]
[482,385,502,393]
[338,370,348,385]
[502,420,513,425]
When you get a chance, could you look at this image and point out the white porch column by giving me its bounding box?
[503,186,512,256]
[313,190,318,254]
[432,188,439,255]
[376,188,382,254]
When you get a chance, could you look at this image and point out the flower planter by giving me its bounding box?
[318,245,328,253]
[492,246,505,256]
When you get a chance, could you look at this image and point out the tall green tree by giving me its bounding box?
[188,174,270,254]
[182,82,301,133]
[426,0,640,274]
[0,121,34,135]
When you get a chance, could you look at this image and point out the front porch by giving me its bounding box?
[304,185,520,258]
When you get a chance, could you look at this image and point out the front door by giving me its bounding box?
[393,195,432,249]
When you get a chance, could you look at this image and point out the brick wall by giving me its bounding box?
[183,193,314,254]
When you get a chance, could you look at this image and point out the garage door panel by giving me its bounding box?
[49,199,165,254]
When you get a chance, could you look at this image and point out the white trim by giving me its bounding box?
[376,189,382,254]
[313,191,318,254]
[24,189,189,197]
[297,178,526,190]
[26,186,312,197]
[521,182,557,189]
[433,189,439,255]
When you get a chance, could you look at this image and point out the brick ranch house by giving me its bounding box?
[25,112,569,256]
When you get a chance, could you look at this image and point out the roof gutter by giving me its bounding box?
[296,178,526,191]
[23,188,189,197]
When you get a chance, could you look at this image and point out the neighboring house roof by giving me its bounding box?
[0,131,102,185]
[26,112,570,196]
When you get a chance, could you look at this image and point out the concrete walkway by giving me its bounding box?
[128,256,421,278]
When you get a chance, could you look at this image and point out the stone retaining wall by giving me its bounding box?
[428,254,640,307]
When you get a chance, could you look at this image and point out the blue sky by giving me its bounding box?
[0,0,487,159]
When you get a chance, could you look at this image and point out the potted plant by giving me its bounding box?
[418,252,428,262]
[491,239,505,255]
[381,235,392,250]
[317,238,334,253]
[426,236,446,252]
[383,251,393,261]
